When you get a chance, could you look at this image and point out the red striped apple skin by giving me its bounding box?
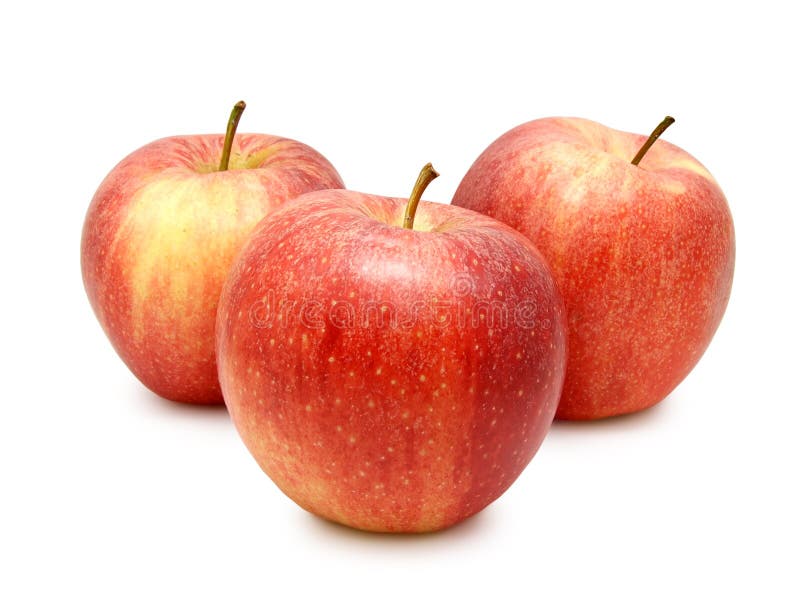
[81,134,343,404]
[453,117,735,420]
[216,191,567,532]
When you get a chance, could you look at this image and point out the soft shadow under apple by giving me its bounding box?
[135,383,231,422]
[303,503,497,546]
[548,390,678,438]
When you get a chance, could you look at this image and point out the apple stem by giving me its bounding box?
[218,100,247,171]
[403,163,440,230]
[631,116,675,166]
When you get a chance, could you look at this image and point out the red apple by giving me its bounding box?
[81,102,344,404]
[216,165,567,532]
[453,117,735,420]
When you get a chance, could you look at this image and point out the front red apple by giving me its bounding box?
[81,103,344,404]
[453,117,735,420]
[216,171,567,532]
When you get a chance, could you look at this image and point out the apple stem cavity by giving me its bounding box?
[403,163,440,230]
[218,100,247,171]
[631,116,676,166]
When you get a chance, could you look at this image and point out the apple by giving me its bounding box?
[453,117,735,420]
[216,165,567,532]
[81,102,344,404]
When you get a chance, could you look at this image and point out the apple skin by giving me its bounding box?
[216,190,567,532]
[452,117,735,420]
[81,134,344,404]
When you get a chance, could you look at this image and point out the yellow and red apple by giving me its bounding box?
[216,166,567,531]
[453,117,735,420]
[81,102,344,404]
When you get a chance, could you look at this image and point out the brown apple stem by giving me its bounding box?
[631,116,675,166]
[218,100,247,171]
[403,163,440,230]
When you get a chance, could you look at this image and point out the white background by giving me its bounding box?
[2,1,797,598]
